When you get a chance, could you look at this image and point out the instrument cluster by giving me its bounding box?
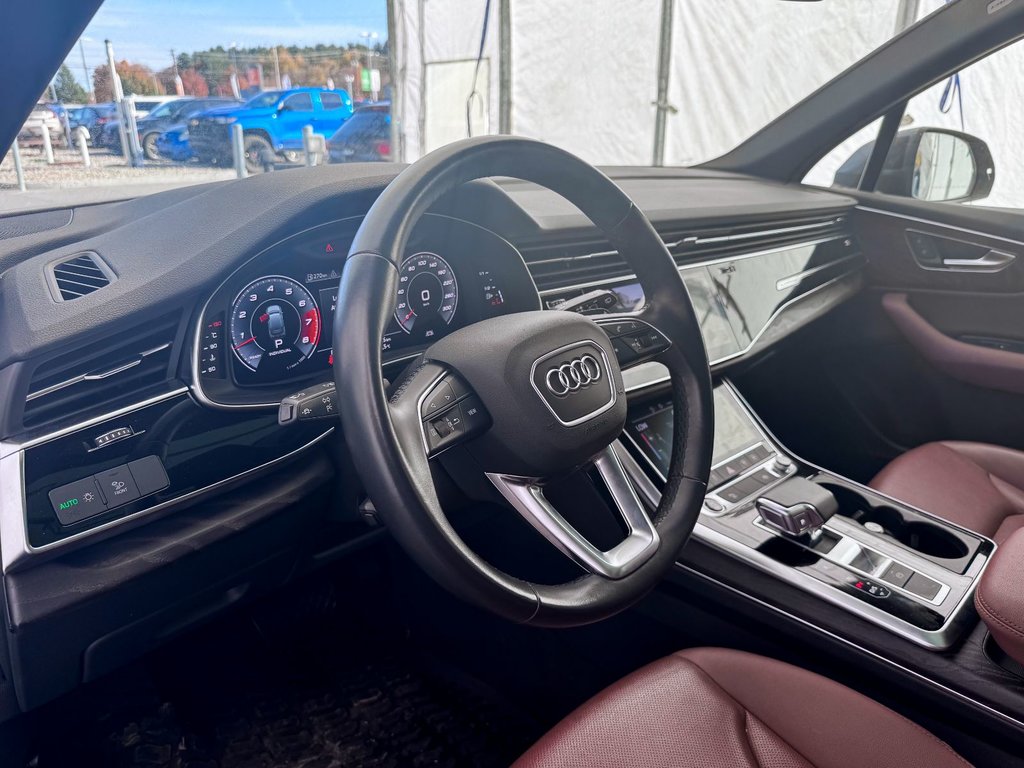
[194,215,540,408]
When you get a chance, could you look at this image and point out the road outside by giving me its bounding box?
[0,144,234,213]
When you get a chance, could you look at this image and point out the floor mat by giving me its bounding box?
[102,653,533,768]
[35,582,540,768]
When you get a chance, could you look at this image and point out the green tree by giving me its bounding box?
[54,64,88,103]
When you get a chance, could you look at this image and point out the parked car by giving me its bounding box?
[188,87,353,173]
[327,103,391,163]
[17,104,62,146]
[101,97,243,159]
[153,123,192,162]
[67,103,117,145]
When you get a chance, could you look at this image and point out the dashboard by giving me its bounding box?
[0,164,863,714]
[194,213,541,407]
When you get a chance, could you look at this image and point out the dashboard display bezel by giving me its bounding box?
[192,214,541,409]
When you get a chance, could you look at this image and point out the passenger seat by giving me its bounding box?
[871,441,1024,544]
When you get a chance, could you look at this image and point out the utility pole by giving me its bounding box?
[79,40,92,102]
[270,45,282,89]
[171,48,184,95]
[105,39,132,163]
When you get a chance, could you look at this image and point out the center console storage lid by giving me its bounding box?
[976,528,1024,667]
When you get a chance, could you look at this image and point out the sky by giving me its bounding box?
[63,0,389,86]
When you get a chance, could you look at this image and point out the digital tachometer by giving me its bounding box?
[229,276,321,374]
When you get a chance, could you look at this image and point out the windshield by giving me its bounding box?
[1,0,948,211]
[245,91,285,109]
[145,101,179,119]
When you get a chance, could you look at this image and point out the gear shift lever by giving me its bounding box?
[755,476,838,539]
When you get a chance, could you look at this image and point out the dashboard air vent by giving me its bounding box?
[665,215,848,266]
[50,252,114,301]
[521,239,629,293]
[23,313,181,429]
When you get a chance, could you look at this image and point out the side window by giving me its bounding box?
[803,119,882,190]
[880,40,1021,209]
[283,93,314,112]
[320,92,344,110]
[806,40,1023,210]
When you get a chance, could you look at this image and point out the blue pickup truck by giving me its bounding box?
[188,87,353,172]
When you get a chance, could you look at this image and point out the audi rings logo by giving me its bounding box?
[545,355,603,397]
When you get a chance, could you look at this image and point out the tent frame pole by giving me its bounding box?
[652,0,674,166]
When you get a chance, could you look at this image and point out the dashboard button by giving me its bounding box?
[49,477,106,525]
[128,456,170,497]
[95,465,141,508]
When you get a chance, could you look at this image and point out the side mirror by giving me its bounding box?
[834,128,996,203]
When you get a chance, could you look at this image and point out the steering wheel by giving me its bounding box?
[334,137,712,627]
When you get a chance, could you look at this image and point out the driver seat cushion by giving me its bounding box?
[513,648,971,768]
[870,441,1024,543]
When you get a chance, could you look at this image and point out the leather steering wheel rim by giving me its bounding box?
[334,136,713,627]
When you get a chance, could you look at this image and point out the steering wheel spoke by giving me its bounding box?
[486,446,660,579]
[594,313,674,370]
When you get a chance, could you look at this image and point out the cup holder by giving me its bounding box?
[820,483,969,560]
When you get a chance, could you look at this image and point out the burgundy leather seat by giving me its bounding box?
[870,441,1024,543]
[514,648,971,768]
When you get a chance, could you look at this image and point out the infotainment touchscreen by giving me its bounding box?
[626,387,763,478]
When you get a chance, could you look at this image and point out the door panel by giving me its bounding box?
[737,191,1024,483]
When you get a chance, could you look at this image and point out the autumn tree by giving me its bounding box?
[93,61,163,101]
[54,64,88,103]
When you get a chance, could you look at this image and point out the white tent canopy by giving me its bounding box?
[390,0,1023,206]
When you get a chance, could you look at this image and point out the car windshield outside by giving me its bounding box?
[246,91,285,109]
[0,0,957,211]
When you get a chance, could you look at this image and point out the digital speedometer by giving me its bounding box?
[394,252,458,339]
[229,276,321,374]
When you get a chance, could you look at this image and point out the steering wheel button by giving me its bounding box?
[422,381,457,417]
[460,396,489,432]
[446,374,473,401]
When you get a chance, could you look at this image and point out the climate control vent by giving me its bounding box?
[49,252,114,301]
[521,239,628,293]
[23,313,181,429]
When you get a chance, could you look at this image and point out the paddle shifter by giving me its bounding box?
[755,476,838,539]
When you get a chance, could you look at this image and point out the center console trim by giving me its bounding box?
[615,378,996,650]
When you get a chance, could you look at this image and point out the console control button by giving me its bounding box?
[703,497,725,513]
[128,456,170,496]
[853,578,891,599]
[94,465,141,507]
[905,572,942,601]
[49,477,107,525]
[880,562,914,588]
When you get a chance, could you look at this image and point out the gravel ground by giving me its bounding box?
[0,145,234,190]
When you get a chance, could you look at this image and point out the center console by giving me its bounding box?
[618,381,995,650]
